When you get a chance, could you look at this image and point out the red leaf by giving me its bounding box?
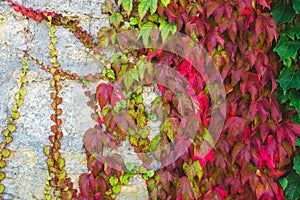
[256,0,271,9]
[78,173,96,198]
[83,128,104,155]
[223,116,246,138]
[96,83,113,110]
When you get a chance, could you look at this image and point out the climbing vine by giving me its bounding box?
[271,1,300,199]
[1,0,300,199]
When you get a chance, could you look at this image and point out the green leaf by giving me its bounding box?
[0,172,5,181]
[7,124,16,133]
[139,22,157,47]
[160,0,170,7]
[0,184,4,194]
[2,149,10,158]
[119,0,133,16]
[293,151,300,175]
[44,146,51,156]
[270,1,295,25]
[138,0,158,20]
[274,35,300,61]
[293,0,300,14]
[110,13,124,28]
[5,136,13,144]
[58,158,65,170]
[0,160,6,169]
[124,73,134,91]
[279,177,288,190]
[150,135,161,151]
[285,172,300,200]
[109,176,119,186]
[112,185,121,193]
[297,138,300,147]
[203,128,214,146]
[125,162,135,171]
[159,20,177,43]
[130,17,139,25]
[277,67,300,92]
[289,89,300,113]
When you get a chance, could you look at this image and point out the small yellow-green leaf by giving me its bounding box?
[19,87,27,96]
[0,172,6,181]
[2,149,10,158]
[0,160,6,169]
[44,146,51,156]
[8,124,16,133]
[112,185,121,193]
[58,158,65,170]
[5,136,13,144]
[21,76,28,83]
[12,111,20,120]
[0,184,5,194]
[16,98,24,107]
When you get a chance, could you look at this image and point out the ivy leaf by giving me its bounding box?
[293,0,300,14]
[274,35,300,61]
[285,172,300,200]
[289,90,300,112]
[293,151,300,175]
[118,0,133,16]
[138,0,158,20]
[270,1,295,25]
[110,13,124,28]
[277,67,300,92]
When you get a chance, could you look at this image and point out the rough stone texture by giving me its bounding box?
[0,1,150,199]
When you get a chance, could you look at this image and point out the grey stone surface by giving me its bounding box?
[0,1,150,199]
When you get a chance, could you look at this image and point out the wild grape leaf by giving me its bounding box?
[138,0,157,20]
[274,35,300,61]
[285,172,300,200]
[293,151,300,175]
[293,0,300,14]
[270,1,295,25]
[118,0,133,16]
[277,67,299,92]
[110,13,124,28]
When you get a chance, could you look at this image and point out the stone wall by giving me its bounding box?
[0,1,148,199]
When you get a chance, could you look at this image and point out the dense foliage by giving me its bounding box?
[1,0,300,199]
[271,1,300,199]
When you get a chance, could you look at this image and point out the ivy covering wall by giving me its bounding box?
[0,0,300,199]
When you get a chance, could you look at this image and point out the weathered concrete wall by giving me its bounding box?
[0,1,148,199]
